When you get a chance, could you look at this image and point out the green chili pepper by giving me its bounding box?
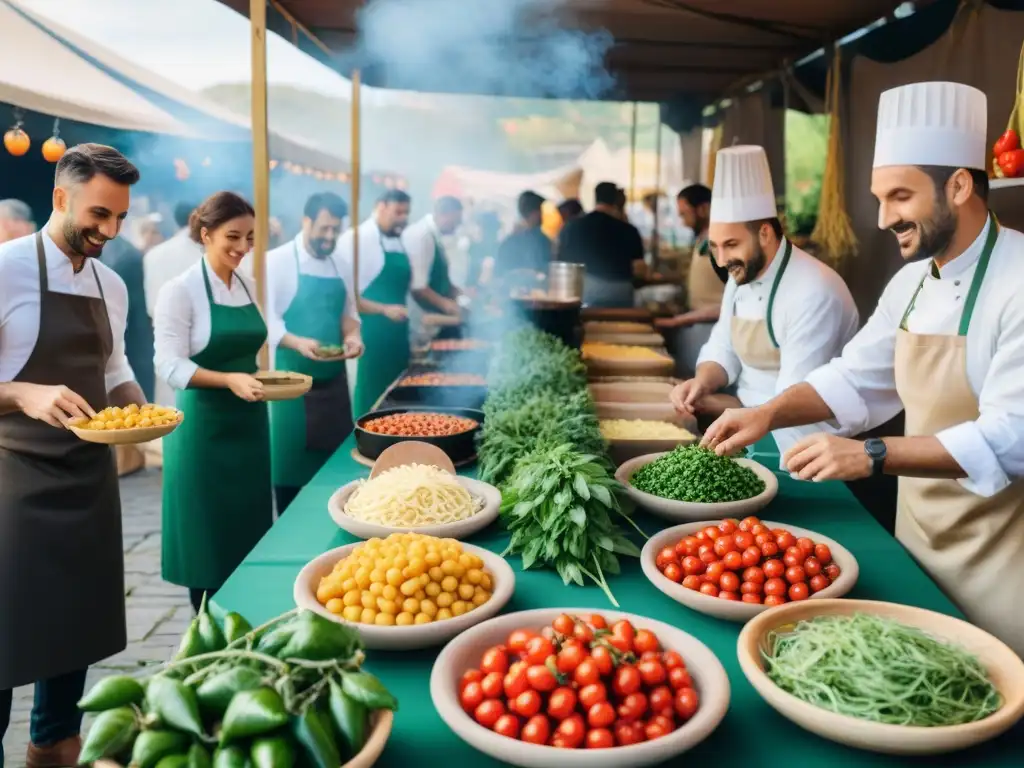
[212,745,248,768]
[78,675,145,712]
[290,708,339,768]
[254,622,296,656]
[219,687,289,744]
[130,729,192,768]
[277,610,362,661]
[175,619,208,660]
[79,706,138,763]
[197,593,226,652]
[154,755,189,768]
[146,676,205,737]
[250,735,297,768]
[187,742,213,768]
[222,612,253,644]
[341,670,398,711]
[196,666,264,718]
[328,678,367,757]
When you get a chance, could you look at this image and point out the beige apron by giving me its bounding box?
[730,239,791,372]
[893,218,1024,656]
[688,240,726,310]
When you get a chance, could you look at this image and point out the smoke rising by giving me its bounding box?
[348,0,615,100]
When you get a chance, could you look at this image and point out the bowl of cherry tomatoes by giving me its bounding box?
[429,609,730,767]
[640,517,859,622]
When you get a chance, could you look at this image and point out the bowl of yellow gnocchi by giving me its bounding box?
[68,403,183,444]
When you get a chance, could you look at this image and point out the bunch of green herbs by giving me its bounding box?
[630,444,764,503]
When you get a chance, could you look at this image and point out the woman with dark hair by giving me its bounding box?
[153,191,272,613]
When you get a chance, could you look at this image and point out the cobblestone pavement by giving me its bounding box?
[3,468,189,766]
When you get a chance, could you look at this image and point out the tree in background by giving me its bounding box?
[784,110,828,236]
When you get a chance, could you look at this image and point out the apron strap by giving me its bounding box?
[765,238,793,348]
[294,239,343,280]
[35,231,48,293]
[202,257,256,305]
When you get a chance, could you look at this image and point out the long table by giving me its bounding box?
[213,435,1023,766]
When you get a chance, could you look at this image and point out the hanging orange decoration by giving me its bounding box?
[4,127,30,156]
[41,118,65,163]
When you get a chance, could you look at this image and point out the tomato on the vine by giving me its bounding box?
[610,620,636,645]
[613,664,642,696]
[634,629,660,655]
[547,687,577,720]
[606,633,632,653]
[520,714,550,745]
[526,664,557,692]
[552,613,575,636]
[474,699,505,728]
[585,728,615,749]
[588,613,608,629]
[494,714,519,738]
[573,622,595,643]
[480,646,509,675]
[556,643,585,674]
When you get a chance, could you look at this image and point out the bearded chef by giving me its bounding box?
[0,144,146,767]
[669,145,859,461]
[702,82,1024,656]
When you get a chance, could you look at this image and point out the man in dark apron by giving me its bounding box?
[0,144,145,767]
[406,196,465,343]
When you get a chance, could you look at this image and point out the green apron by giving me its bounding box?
[427,236,453,297]
[162,260,273,589]
[352,237,412,417]
[270,242,353,489]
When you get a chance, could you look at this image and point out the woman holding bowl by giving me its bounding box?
[154,191,272,612]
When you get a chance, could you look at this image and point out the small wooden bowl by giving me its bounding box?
[69,411,183,445]
[343,709,394,767]
[589,381,676,404]
[255,371,313,401]
[737,599,1024,755]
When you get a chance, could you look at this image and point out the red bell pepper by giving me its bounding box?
[993,129,1020,157]
[997,149,1024,178]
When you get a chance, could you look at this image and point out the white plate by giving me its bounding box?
[293,541,514,651]
[641,520,859,622]
[327,476,501,540]
[430,608,730,768]
[616,453,778,521]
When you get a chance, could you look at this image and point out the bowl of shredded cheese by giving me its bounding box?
[328,463,501,540]
[601,418,698,465]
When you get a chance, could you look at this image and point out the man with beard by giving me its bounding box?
[0,143,145,767]
[265,192,363,512]
[338,189,412,416]
[669,145,858,463]
[700,82,1024,656]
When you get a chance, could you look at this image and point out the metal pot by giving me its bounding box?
[548,261,585,301]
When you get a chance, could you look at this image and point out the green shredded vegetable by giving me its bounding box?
[762,613,1003,727]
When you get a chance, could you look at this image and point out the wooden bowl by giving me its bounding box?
[615,453,778,522]
[589,381,675,404]
[343,709,394,767]
[255,371,312,401]
[737,599,1024,755]
[430,608,730,767]
[583,320,655,334]
[597,407,699,466]
[585,332,666,347]
[641,521,858,622]
[294,542,514,650]
[69,410,183,445]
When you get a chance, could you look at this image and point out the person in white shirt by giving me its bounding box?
[266,192,363,513]
[670,145,859,461]
[404,196,464,317]
[702,82,1024,656]
[0,144,145,768]
[336,190,413,416]
[153,191,272,617]
[0,198,35,244]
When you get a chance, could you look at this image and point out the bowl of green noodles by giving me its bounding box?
[737,599,1024,755]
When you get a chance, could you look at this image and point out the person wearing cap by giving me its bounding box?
[700,82,1024,655]
[669,145,859,461]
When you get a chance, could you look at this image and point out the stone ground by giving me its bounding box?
[2,468,190,766]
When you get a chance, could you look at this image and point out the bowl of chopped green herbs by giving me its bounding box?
[616,446,777,522]
[737,599,1024,755]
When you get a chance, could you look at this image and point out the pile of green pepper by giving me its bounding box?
[78,597,397,768]
[630,444,764,503]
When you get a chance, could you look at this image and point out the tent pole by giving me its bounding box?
[249,0,270,369]
[350,69,362,301]
[628,102,638,204]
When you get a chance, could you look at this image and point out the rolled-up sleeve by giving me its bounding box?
[153,280,198,391]
[102,273,136,392]
[695,282,741,384]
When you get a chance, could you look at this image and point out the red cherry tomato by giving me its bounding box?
[662,650,685,669]
[573,622,595,643]
[674,687,699,720]
[645,720,671,740]
[480,672,503,698]
[702,526,722,540]
[824,563,842,582]
[740,580,763,595]
[587,701,616,728]
[613,664,643,696]
[719,571,740,593]
[681,555,705,575]
[764,577,787,597]
[803,556,823,577]
[521,714,550,745]
[789,582,810,601]
[796,537,815,556]
[585,645,610,676]
[460,681,484,712]
[741,546,762,568]
[656,546,679,568]
[647,685,673,712]
[552,613,575,636]
[754,532,774,547]
[526,664,557,692]
[546,687,577,720]
[740,516,761,531]
[762,559,785,579]
[507,629,534,654]
[764,594,786,606]
[759,540,779,558]
[556,714,586,748]
[719,518,739,534]
[662,563,683,583]
[474,699,505,728]
[513,688,542,717]
[578,682,607,709]
[668,666,693,690]
[742,592,763,604]
[704,561,726,585]
[785,565,806,584]
[698,545,718,564]
[734,531,755,550]
[714,535,738,557]
[634,629,660,655]
[585,728,615,749]
[783,547,804,568]
[588,613,608,629]
[682,575,702,590]
[723,550,744,571]
[574,658,601,687]
[809,574,831,593]
[814,543,833,564]
[637,658,667,686]
[615,722,642,746]
[493,713,519,738]
[719,590,740,601]
[556,643,585,675]
[524,636,555,665]
[750,523,769,536]
[480,646,509,675]
[459,669,483,692]
[743,566,766,584]
[611,619,636,643]
[994,128,1020,156]
[617,691,648,721]
[776,531,797,550]
[680,536,700,555]
[699,582,719,597]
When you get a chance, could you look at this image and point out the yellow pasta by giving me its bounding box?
[344,463,482,528]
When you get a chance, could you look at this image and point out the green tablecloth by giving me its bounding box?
[214,436,1022,766]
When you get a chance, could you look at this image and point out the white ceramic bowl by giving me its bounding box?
[430,608,730,768]
[328,477,501,540]
[294,542,514,651]
[737,599,1024,755]
[641,521,859,622]
[616,453,778,522]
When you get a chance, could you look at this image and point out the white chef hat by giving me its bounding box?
[873,81,987,170]
[710,145,777,224]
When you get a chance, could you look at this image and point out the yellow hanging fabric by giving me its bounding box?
[811,49,857,266]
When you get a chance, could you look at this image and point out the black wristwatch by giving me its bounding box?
[864,438,887,476]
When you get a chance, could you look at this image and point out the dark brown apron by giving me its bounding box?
[0,233,125,690]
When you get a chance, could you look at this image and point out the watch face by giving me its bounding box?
[865,439,886,459]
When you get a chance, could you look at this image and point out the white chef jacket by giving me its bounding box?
[336,217,424,294]
[806,219,1024,497]
[403,215,446,291]
[265,234,360,352]
[0,231,135,393]
[153,257,265,391]
[698,239,860,459]
[142,229,202,318]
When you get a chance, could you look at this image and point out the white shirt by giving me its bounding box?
[699,240,860,458]
[336,217,419,294]
[153,258,264,391]
[265,233,359,350]
[0,231,134,393]
[806,220,1024,497]
[142,229,202,317]
[402,215,444,291]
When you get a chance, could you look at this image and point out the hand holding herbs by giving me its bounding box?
[78,596,397,767]
[631,445,764,503]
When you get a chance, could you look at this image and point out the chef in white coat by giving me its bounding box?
[701,82,1024,656]
[669,145,859,460]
